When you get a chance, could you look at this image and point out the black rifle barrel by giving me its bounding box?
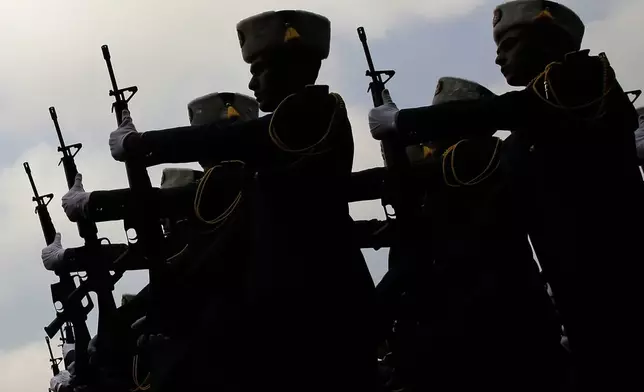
[46,336,60,376]
[49,107,67,159]
[357,26,385,107]
[23,162,56,245]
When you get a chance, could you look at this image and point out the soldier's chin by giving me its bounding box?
[259,99,278,113]
[504,72,530,87]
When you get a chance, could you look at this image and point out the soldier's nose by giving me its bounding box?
[248,76,259,92]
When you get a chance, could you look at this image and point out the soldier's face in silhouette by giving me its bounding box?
[248,48,321,113]
[248,52,292,113]
[495,27,544,87]
[495,25,576,87]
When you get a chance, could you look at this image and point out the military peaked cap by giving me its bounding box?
[188,92,258,126]
[493,0,585,49]
[161,168,201,189]
[432,77,496,105]
[236,10,331,63]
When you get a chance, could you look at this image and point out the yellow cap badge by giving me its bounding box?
[226,104,240,118]
[284,25,301,42]
[423,145,436,158]
[534,8,553,21]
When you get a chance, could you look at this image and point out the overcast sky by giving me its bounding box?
[0,0,642,390]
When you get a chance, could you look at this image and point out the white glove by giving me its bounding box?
[109,109,138,161]
[368,89,400,140]
[131,315,147,330]
[42,233,66,271]
[49,369,72,392]
[61,173,90,222]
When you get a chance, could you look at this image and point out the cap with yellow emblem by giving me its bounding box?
[492,0,585,49]
[235,10,331,63]
[160,167,201,189]
[160,93,260,189]
[188,92,259,126]
[407,77,498,164]
[432,77,496,105]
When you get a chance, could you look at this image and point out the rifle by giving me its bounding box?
[50,106,118,320]
[357,27,420,268]
[101,45,165,320]
[23,162,93,383]
[46,336,61,376]
[24,162,56,244]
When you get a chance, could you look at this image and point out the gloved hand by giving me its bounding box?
[131,315,147,330]
[42,233,66,271]
[109,109,139,161]
[133,316,171,348]
[49,369,72,392]
[368,89,400,140]
[61,173,90,222]
[137,333,171,349]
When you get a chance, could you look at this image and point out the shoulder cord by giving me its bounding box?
[268,91,344,158]
[131,354,150,391]
[441,137,502,187]
[530,54,613,119]
[440,56,612,188]
[165,243,189,263]
[190,92,344,226]
[160,162,246,262]
[193,160,245,226]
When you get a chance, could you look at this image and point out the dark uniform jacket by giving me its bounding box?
[394,55,644,390]
[124,88,376,392]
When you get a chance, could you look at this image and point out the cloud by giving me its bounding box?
[0,0,487,150]
[0,1,642,390]
[0,104,389,353]
[582,0,644,97]
[0,340,55,392]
